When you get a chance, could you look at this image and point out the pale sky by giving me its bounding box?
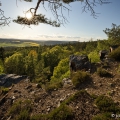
[0,0,120,41]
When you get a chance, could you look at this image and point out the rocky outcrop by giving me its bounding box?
[69,55,91,72]
[0,74,28,87]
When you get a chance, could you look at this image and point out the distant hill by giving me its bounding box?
[0,38,77,47]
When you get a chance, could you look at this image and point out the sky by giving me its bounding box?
[0,0,120,41]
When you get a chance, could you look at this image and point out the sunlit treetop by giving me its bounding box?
[0,0,110,27]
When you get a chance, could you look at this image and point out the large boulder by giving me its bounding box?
[99,50,108,61]
[69,55,91,72]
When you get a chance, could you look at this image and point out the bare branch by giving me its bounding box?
[0,9,10,27]
[82,0,110,17]
[13,0,111,27]
[0,1,11,27]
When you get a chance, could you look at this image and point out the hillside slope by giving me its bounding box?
[0,61,120,120]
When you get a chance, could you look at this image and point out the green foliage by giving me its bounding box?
[16,109,30,120]
[85,41,97,53]
[9,100,22,115]
[118,64,120,73]
[65,90,89,104]
[0,60,4,74]
[0,87,9,95]
[9,99,32,120]
[93,95,120,120]
[25,50,38,80]
[104,23,120,44]
[45,82,63,92]
[95,95,120,112]
[90,94,98,99]
[30,104,73,120]
[31,90,89,120]
[42,46,61,77]
[97,40,109,51]
[92,112,112,120]
[48,104,73,120]
[13,14,60,27]
[72,71,91,88]
[51,58,70,83]
[5,52,25,75]
[109,47,120,61]
[88,50,100,63]
[97,67,112,77]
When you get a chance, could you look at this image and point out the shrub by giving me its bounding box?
[92,112,112,120]
[48,104,74,120]
[16,109,30,120]
[0,87,9,95]
[109,47,120,61]
[45,82,63,92]
[97,67,112,77]
[72,71,91,88]
[65,90,89,104]
[9,99,32,119]
[95,95,120,113]
[9,100,22,115]
[51,58,70,83]
[88,50,100,63]
[30,104,73,120]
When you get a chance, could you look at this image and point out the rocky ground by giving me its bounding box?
[0,60,120,120]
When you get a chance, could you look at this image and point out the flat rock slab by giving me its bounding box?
[0,74,28,87]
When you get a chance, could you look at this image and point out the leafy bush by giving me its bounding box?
[45,82,63,92]
[92,112,112,120]
[48,104,73,120]
[0,60,4,74]
[30,104,73,120]
[9,99,32,119]
[16,109,30,120]
[109,47,120,61]
[95,95,120,113]
[0,87,9,95]
[72,71,91,88]
[97,67,112,77]
[65,90,89,104]
[9,100,22,115]
[88,50,100,63]
[51,58,70,83]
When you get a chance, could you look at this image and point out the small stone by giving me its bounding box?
[47,107,50,112]
[30,91,35,94]
[98,83,102,87]
[86,101,89,104]
[25,85,32,89]
[13,90,18,93]
[7,116,11,120]
[12,96,15,100]
[36,84,41,88]
[116,87,118,89]
[57,102,60,107]
[109,83,115,87]
[76,106,79,109]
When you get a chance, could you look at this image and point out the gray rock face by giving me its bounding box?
[0,74,28,87]
[69,55,91,72]
[99,50,108,60]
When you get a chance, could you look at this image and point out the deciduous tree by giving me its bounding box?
[103,23,120,45]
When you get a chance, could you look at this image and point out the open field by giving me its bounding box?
[0,38,77,47]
